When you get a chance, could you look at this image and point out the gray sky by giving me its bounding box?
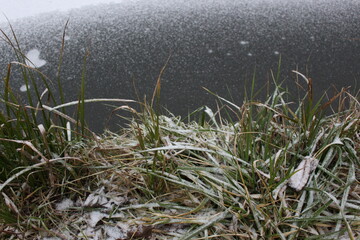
[0,0,127,22]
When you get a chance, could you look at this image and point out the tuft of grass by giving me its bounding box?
[0,24,93,235]
[0,25,359,239]
[17,77,356,240]
[0,24,135,237]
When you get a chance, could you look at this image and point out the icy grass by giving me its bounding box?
[0,23,359,240]
[0,73,359,239]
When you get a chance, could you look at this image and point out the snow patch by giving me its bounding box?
[117,222,132,235]
[25,49,47,68]
[19,84,29,92]
[56,198,74,211]
[88,211,107,227]
[104,225,126,239]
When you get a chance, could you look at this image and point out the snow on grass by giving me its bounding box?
[87,211,107,227]
[55,198,74,211]
[104,225,126,239]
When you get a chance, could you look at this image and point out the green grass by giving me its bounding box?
[0,26,359,239]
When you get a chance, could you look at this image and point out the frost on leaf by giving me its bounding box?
[83,187,107,207]
[288,156,319,191]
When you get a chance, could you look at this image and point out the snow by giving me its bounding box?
[25,49,47,68]
[19,84,29,92]
[88,211,107,227]
[104,225,126,239]
[83,187,108,207]
[117,222,131,234]
[55,198,74,211]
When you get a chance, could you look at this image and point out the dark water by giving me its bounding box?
[0,0,359,132]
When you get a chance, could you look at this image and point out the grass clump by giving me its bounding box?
[0,27,359,239]
[2,76,358,239]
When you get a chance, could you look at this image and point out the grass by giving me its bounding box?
[0,27,359,239]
